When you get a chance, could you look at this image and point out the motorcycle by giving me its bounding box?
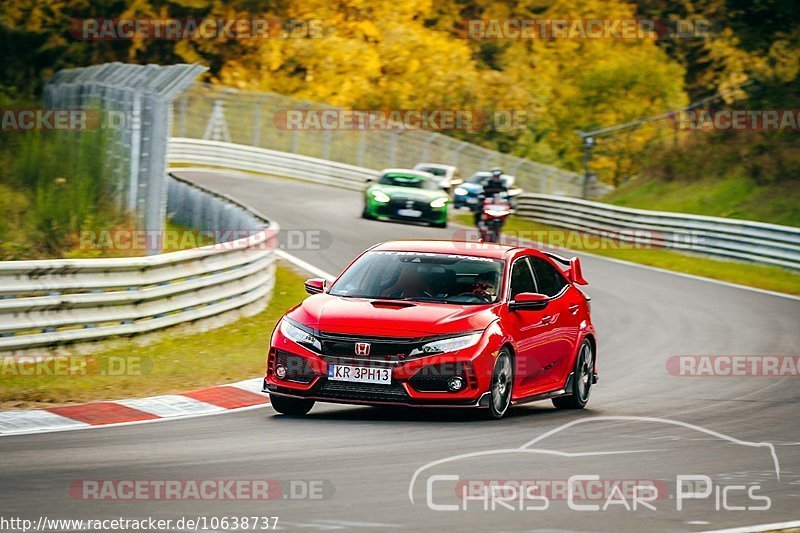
[477,193,512,243]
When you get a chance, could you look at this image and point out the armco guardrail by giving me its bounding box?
[0,175,277,352]
[169,137,377,190]
[515,194,800,270]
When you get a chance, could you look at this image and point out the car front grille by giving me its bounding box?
[374,198,434,217]
[318,332,425,364]
[316,379,410,402]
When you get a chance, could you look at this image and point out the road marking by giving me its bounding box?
[700,520,800,533]
[275,249,336,281]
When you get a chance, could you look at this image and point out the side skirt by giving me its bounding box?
[511,372,574,405]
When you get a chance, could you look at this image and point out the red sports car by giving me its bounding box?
[263,240,597,419]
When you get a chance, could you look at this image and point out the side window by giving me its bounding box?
[509,258,537,299]
[529,257,568,297]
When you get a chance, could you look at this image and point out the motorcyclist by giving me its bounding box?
[474,167,509,226]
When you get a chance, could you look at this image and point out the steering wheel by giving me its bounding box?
[455,290,492,302]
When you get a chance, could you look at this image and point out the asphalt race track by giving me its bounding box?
[1,169,798,532]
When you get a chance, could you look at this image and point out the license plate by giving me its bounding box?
[397,208,422,217]
[466,198,478,204]
[328,364,392,385]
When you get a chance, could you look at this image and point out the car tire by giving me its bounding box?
[432,221,448,228]
[486,348,513,419]
[552,340,594,410]
[270,394,315,416]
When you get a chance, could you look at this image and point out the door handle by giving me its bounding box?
[540,315,553,325]
[569,304,580,315]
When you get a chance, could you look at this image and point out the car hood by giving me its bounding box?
[370,185,446,201]
[287,294,500,337]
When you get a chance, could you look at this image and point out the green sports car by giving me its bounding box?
[362,168,449,228]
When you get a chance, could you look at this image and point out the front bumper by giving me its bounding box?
[365,197,447,224]
[264,330,496,408]
[264,380,491,408]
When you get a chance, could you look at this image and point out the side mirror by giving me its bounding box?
[304,278,326,295]
[568,257,588,285]
[509,292,549,311]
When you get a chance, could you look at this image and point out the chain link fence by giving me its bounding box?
[44,62,207,253]
[174,83,603,197]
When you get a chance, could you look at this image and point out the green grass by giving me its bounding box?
[602,175,800,227]
[0,265,308,410]
[453,213,800,295]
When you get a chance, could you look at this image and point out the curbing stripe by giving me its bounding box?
[0,409,89,434]
[226,377,266,395]
[47,402,161,426]
[182,385,270,410]
[117,395,225,418]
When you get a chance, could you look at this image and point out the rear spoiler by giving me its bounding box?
[544,252,588,286]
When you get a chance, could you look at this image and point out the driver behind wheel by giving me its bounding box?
[472,270,499,301]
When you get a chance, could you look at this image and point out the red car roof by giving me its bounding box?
[371,240,521,260]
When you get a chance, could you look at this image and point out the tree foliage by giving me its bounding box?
[1,0,797,184]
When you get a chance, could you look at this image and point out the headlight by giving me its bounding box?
[279,319,321,351]
[454,187,468,196]
[410,332,482,356]
[430,197,448,208]
[371,190,391,203]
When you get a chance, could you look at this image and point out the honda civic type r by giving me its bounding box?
[263,240,597,419]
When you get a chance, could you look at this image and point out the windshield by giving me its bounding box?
[416,166,447,177]
[467,173,491,184]
[379,173,438,189]
[329,251,504,304]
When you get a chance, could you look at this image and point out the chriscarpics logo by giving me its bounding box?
[409,416,782,516]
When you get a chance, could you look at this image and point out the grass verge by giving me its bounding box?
[453,213,800,296]
[602,175,800,227]
[0,265,308,410]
